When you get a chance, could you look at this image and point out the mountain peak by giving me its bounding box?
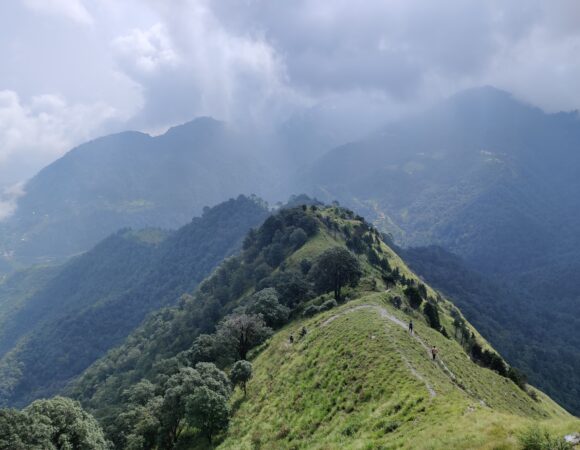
[442,85,543,118]
[163,116,226,139]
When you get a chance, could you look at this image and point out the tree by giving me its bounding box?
[289,228,308,249]
[24,397,109,450]
[309,247,362,301]
[423,301,442,330]
[158,364,231,448]
[186,386,230,445]
[247,288,290,327]
[0,408,52,450]
[189,334,221,364]
[259,270,312,307]
[404,286,423,309]
[230,360,253,396]
[216,314,272,361]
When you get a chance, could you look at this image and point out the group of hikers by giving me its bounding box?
[408,320,439,361]
[289,321,440,361]
[288,326,308,344]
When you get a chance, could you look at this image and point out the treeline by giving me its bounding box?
[69,205,397,447]
[0,195,269,408]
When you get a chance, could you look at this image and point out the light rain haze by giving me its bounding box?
[1,0,580,194]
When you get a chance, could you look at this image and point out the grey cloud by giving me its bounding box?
[3,0,580,192]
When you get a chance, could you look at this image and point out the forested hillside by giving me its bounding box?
[0,195,269,408]
[56,204,578,449]
[401,245,580,414]
[0,118,273,270]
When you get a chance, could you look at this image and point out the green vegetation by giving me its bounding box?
[0,195,268,407]
[3,202,577,449]
[305,87,580,415]
[58,204,578,448]
[0,396,108,450]
[402,245,580,415]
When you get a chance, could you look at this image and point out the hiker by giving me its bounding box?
[300,326,307,338]
[408,320,414,335]
[289,334,294,344]
[431,346,439,361]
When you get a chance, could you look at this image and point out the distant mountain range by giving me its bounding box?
[304,87,580,413]
[2,86,580,414]
[0,118,273,268]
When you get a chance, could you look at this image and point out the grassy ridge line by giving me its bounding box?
[219,292,577,449]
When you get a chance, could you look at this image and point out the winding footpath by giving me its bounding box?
[320,303,462,399]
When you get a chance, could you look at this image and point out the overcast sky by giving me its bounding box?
[1,0,580,205]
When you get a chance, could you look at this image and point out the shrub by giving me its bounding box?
[303,305,320,317]
[404,286,423,309]
[518,426,572,450]
[319,299,338,311]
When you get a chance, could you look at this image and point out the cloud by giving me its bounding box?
[4,0,580,193]
[22,0,93,25]
[111,1,304,130]
[0,90,123,187]
[0,183,25,221]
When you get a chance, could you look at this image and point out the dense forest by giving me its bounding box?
[0,195,269,408]
[59,204,522,448]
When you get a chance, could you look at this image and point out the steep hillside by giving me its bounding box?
[65,204,578,449]
[305,86,580,415]
[306,87,580,277]
[0,118,272,269]
[0,195,268,408]
[400,245,580,414]
[222,296,575,449]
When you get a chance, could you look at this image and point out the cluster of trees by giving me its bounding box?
[451,311,528,391]
[112,363,237,448]
[0,396,108,449]
[66,205,390,447]
[0,195,269,408]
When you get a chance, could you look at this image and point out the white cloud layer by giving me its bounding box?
[0,90,121,185]
[2,0,580,214]
[22,0,93,24]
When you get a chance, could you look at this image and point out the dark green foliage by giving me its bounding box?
[423,301,442,331]
[303,305,320,317]
[0,196,269,408]
[302,298,338,318]
[0,408,51,450]
[289,228,308,249]
[246,289,290,328]
[230,360,253,396]
[0,397,109,450]
[258,270,313,307]
[518,426,572,450]
[404,286,423,309]
[390,296,402,309]
[309,247,362,301]
[264,243,285,267]
[320,299,338,311]
[186,386,230,444]
[300,259,312,275]
[216,314,272,361]
[508,367,528,390]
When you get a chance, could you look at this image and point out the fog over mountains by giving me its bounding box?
[2,86,580,415]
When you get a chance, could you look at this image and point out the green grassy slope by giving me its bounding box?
[222,295,576,449]
[64,204,577,449]
[217,208,578,449]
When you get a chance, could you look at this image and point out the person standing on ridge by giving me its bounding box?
[408,320,414,335]
[431,346,439,361]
